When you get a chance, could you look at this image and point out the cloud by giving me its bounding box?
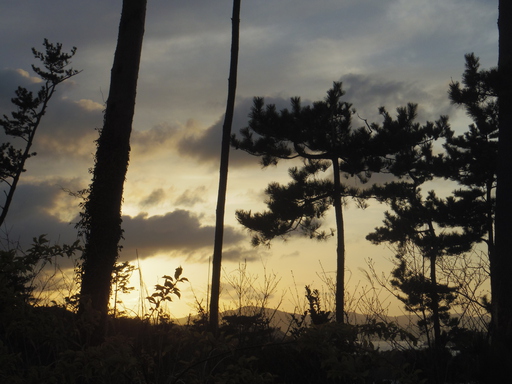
[339,73,456,123]
[130,120,196,158]
[5,179,81,224]
[0,179,83,268]
[280,250,300,259]
[174,187,207,207]
[75,99,103,112]
[14,68,43,84]
[0,2,120,69]
[120,209,246,259]
[1,178,252,265]
[128,102,261,168]
[0,0,499,295]
[175,96,300,167]
[0,68,42,111]
[139,188,166,208]
[1,68,101,167]
[175,75,458,169]
[221,245,268,263]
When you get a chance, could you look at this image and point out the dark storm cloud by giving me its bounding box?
[120,209,245,258]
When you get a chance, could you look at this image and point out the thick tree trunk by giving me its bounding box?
[209,0,241,332]
[492,0,512,376]
[79,0,146,345]
[332,158,345,323]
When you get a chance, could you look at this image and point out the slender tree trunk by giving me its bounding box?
[426,220,442,349]
[332,158,345,323]
[486,180,495,261]
[0,40,80,227]
[79,0,146,345]
[0,117,40,228]
[428,254,442,384]
[485,179,495,334]
[429,254,442,348]
[492,0,512,376]
[0,94,49,228]
[209,0,241,332]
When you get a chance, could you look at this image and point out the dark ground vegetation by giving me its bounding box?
[0,252,491,384]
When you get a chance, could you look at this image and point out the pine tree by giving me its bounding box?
[365,104,459,350]
[442,53,497,324]
[0,40,80,227]
[233,82,375,322]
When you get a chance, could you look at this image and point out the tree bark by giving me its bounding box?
[332,158,345,323]
[429,254,441,347]
[79,0,147,345]
[492,0,512,375]
[209,0,241,332]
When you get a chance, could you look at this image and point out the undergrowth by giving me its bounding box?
[0,243,490,383]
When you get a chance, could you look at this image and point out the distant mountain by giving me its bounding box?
[174,306,489,335]
[174,306,295,331]
[173,306,408,330]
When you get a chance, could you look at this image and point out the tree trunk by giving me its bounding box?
[426,221,442,349]
[0,41,79,227]
[0,112,42,227]
[209,0,241,332]
[492,0,512,375]
[79,0,147,345]
[332,158,345,323]
[429,253,442,351]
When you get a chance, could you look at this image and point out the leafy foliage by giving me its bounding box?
[145,267,188,324]
[0,235,82,307]
[234,82,375,172]
[236,162,340,246]
[442,53,497,256]
[234,82,379,321]
[363,102,471,348]
[233,82,376,246]
[111,261,136,318]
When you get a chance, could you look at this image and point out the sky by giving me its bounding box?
[0,0,499,319]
